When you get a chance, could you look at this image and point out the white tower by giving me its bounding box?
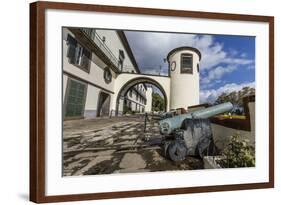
[167,47,201,110]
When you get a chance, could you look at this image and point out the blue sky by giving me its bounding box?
[125,31,255,103]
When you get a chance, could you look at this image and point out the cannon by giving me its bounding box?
[159,102,233,135]
[158,102,233,161]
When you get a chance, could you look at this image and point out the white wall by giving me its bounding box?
[62,74,68,100]
[63,28,118,118]
[169,49,200,109]
[127,87,146,104]
[145,87,153,112]
[62,28,115,92]
[63,28,145,117]
[84,85,100,111]
[1,1,280,205]
[95,29,136,72]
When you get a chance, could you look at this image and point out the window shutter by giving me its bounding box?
[118,50,125,71]
[67,34,77,64]
[81,48,91,70]
[65,79,87,118]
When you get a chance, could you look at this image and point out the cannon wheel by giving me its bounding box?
[168,141,187,162]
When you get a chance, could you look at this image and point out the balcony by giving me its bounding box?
[69,28,121,72]
[81,28,120,68]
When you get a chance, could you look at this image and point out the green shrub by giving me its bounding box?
[218,134,255,168]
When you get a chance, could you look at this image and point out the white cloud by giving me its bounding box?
[229,48,238,57]
[125,31,255,91]
[192,36,227,70]
[222,58,253,65]
[201,65,237,84]
[125,32,227,70]
[246,65,255,70]
[240,52,247,58]
[200,81,255,103]
[125,32,254,75]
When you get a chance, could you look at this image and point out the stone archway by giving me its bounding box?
[115,76,169,116]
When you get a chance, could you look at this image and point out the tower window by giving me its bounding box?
[180,53,193,74]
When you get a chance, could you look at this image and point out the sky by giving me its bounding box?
[124,31,255,103]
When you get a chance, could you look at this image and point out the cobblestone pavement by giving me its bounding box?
[63,115,203,176]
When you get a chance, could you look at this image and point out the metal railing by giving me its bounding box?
[81,28,120,70]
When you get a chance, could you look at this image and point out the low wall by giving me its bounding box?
[188,96,255,151]
[211,123,253,151]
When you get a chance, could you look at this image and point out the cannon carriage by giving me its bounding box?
[153,102,234,161]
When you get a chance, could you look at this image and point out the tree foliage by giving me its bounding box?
[152,92,165,112]
[215,86,255,113]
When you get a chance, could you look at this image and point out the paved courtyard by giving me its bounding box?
[63,115,203,176]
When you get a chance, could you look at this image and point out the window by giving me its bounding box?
[118,49,125,71]
[65,78,87,118]
[197,63,200,73]
[181,53,193,74]
[67,34,91,72]
[129,89,132,97]
[103,67,112,84]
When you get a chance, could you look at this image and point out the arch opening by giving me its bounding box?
[115,77,168,116]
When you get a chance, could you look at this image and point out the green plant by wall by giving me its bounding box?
[152,92,165,112]
[218,134,255,168]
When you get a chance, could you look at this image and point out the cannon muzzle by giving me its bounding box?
[159,102,233,135]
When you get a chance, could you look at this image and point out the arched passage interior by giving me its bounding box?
[115,77,168,115]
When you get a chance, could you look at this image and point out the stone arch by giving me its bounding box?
[115,76,169,115]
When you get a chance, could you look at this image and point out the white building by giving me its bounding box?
[144,86,153,112]
[62,27,201,120]
[63,28,150,119]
